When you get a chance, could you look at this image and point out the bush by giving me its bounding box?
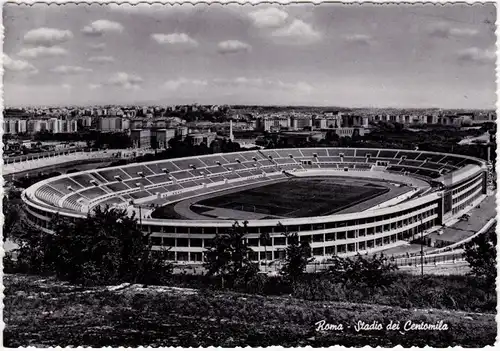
[464,225,497,290]
[9,206,172,286]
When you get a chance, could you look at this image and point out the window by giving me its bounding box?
[177,238,188,247]
[177,252,188,261]
[248,252,258,261]
[190,252,202,262]
[190,238,202,247]
[312,223,325,231]
[274,250,285,260]
[325,246,335,255]
[274,237,286,246]
[165,251,175,261]
[151,236,162,246]
[325,222,336,229]
[299,224,313,231]
[204,227,216,234]
[313,234,324,242]
[260,237,272,246]
[248,238,259,246]
[313,247,324,256]
[325,233,335,241]
[150,226,161,233]
[301,235,312,243]
[204,238,214,247]
[260,251,272,260]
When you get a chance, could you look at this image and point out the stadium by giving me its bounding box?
[22,147,488,264]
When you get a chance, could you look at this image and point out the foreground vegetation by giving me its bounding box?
[3,274,496,348]
[3,195,496,347]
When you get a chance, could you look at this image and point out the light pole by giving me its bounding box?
[130,200,143,228]
[139,205,143,228]
[260,232,270,273]
[420,215,424,276]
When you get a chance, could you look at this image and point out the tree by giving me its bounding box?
[204,221,257,288]
[327,254,398,292]
[259,232,271,271]
[464,226,497,289]
[8,222,53,275]
[45,205,172,285]
[279,224,313,283]
[2,188,22,242]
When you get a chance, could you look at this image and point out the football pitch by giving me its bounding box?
[195,178,389,218]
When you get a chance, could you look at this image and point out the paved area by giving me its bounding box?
[200,207,271,220]
[336,184,413,214]
[428,194,496,243]
[377,243,427,257]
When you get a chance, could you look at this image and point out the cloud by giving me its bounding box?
[17,46,68,58]
[344,34,373,46]
[51,65,93,75]
[107,3,192,14]
[248,7,289,29]
[217,40,252,54]
[82,20,124,37]
[212,77,313,93]
[88,42,106,51]
[163,78,208,91]
[151,33,198,47]
[428,23,479,38]
[88,56,115,63]
[107,72,143,90]
[3,54,38,74]
[456,47,495,64]
[23,27,73,47]
[62,84,72,90]
[271,19,321,45]
[88,83,102,90]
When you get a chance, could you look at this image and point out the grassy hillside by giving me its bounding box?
[3,274,496,347]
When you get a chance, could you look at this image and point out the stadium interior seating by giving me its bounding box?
[30,148,479,214]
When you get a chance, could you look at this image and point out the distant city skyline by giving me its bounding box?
[3,3,497,109]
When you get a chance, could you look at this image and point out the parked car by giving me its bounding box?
[459,214,470,221]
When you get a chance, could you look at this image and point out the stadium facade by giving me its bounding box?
[22,148,488,263]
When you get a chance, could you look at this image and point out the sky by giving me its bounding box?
[3,3,497,109]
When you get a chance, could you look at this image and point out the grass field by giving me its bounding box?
[3,274,496,347]
[196,178,388,218]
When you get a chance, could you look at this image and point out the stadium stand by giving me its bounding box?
[23,148,488,263]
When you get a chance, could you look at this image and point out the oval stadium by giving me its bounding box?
[22,148,488,264]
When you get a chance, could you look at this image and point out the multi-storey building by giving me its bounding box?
[99,117,124,132]
[130,128,151,148]
[22,148,488,264]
